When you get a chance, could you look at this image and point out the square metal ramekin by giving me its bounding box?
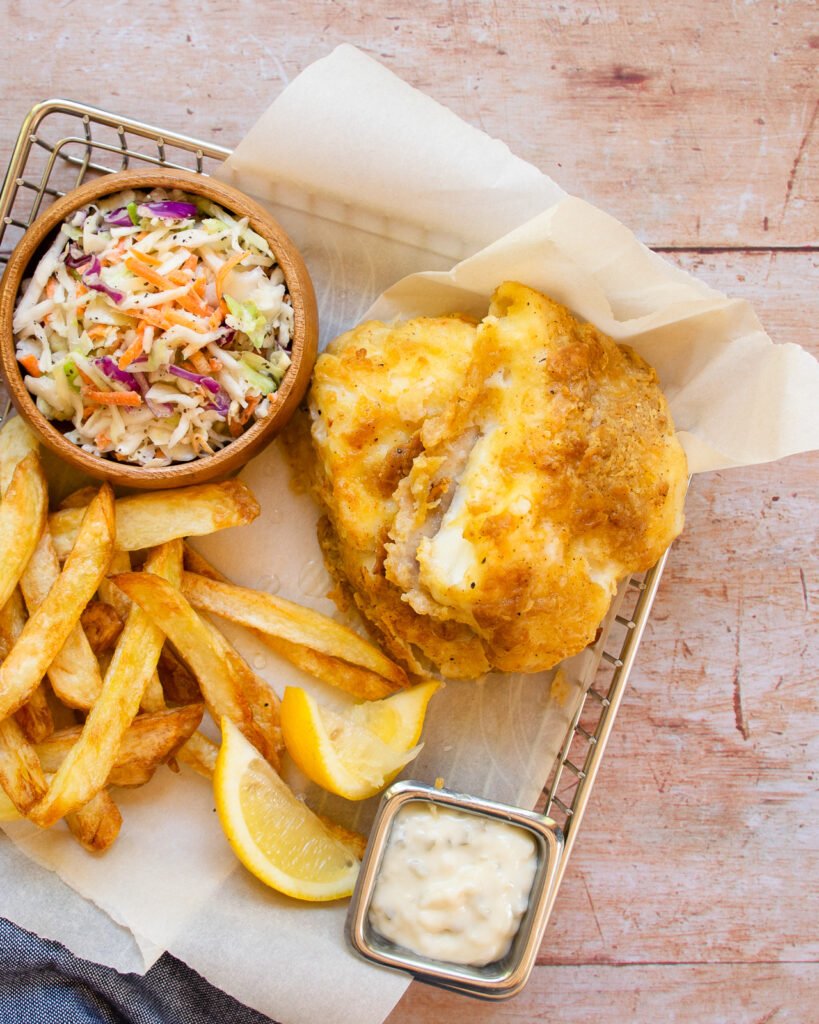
[346,780,564,1000]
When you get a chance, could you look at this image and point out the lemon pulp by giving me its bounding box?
[214,718,359,901]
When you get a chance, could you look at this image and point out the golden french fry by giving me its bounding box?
[177,731,219,780]
[0,416,38,494]
[57,485,100,511]
[80,600,124,656]
[0,453,48,612]
[181,572,409,689]
[49,479,260,560]
[202,617,282,765]
[0,716,47,814]
[65,789,122,853]
[19,529,103,709]
[0,590,54,742]
[0,485,115,721]
[14,684,53,744]
[98,549,133,621]
[157,644,202,704]
[112,572,280,767]
[32,703,205,785]
[183,544,402,699]
[33,541,182,827]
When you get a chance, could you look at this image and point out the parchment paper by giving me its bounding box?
[2,43,818,1024]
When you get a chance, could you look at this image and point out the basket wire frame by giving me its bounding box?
[0,98,671,939]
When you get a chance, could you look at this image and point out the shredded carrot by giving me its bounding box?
[216,250,248,303]
[19,354,41,377]
[208,357,223,373]
[126,256,209,317]
[84,389,142,407]
[95,433,111,448]
[86,326,109,341]
[238,394,260,425]
[75,282,88,298]
[76,366,96,387]
[124,307,169,331]
[46,279,57,299]
[193,276,207,299]
[82,406,95,419]
[208,299,228,330]
[183,254,198,274]
[165,309,209,333]
[131,249,162,267]
[118,328,145,370]
[189,350,210,375]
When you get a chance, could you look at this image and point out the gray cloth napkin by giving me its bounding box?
[0,918,274,1024]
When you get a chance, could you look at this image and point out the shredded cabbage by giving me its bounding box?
[13,187,294,466]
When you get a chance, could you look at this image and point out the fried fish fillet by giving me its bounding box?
[307,315,491,676]
[308,283,687,678]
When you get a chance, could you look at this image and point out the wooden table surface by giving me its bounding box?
[1,2,817,1022]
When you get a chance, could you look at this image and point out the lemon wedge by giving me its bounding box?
[280,680,441,801]
[214,718,360,901]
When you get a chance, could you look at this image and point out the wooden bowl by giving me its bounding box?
[0,168,318,489]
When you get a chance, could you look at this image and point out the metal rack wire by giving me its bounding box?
[0,98,671,927]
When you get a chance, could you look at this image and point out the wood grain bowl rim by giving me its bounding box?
[0,167,318,489]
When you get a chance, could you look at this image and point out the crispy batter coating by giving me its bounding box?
[308,284,687,678]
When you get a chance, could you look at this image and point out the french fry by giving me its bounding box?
[0,453,48,611]
[33,541,182,827]
[183,544,403,699]
[176,731,219,780]
[0,716,47,815]
[33,704,205,786]
[14,685,53,745]
[0,416,38,494]
[18,529,103,709]
[98,549,133,621]
[181,572,409,690]
[65,789,122,853]
[49,479,260,560]
[57,485,100,510]
[80,600,124,656]
[0,590,54,742]
[0,485,115,721]
[157,644,202,704]
[0,423,103,709]
[112,573,280,767]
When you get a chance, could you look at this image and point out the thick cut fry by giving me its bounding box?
[0,485,115,721]
[183,544,403,699]
[112,573,280,766]
[58,485,100,510]
[0,416,38,494]
[157,644,202,704]
[202,617,282,765]
[65,789,122,853]
[14,684,53,744]
[0,423,103,709]
[181,572,409,689]
[33,704,205,787]
[99,549,133,620]
[177,731,219,779]
[33,541,182,827]
[80,600,124,656]
[49,479,260,560]
[19,529,103,709]
[0,590,54,742]
[0,717,47,814]
[0,454,48,611]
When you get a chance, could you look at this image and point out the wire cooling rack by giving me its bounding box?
[0,98,672,933]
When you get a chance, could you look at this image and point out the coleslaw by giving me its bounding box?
[13,188,294,465]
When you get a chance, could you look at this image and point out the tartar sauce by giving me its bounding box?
[368,802,538,966]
